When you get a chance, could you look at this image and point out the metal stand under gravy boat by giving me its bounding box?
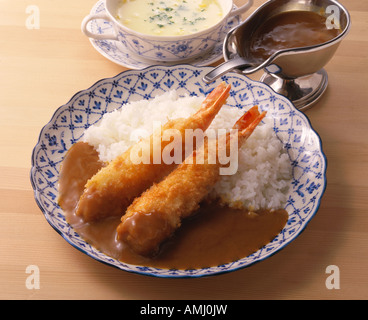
[204,0,351,111]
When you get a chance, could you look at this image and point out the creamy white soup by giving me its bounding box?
[116,0,224,36]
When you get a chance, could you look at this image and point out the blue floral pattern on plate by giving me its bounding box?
[30,65,327,278]
[87,1,241,69]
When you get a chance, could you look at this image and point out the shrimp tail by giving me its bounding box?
[232,106,267,145]
[233,105,261,129]
[191,82,231,130]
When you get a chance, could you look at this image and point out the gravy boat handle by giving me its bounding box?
[203,57,257,84]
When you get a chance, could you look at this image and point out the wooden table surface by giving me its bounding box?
[1,0,367,300]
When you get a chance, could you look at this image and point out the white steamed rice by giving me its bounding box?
[82,91,292,211]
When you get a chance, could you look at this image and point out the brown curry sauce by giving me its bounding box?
[58,142,288,270]
[249,11,341,61]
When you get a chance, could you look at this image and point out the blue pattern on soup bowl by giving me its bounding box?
[30,65,327,278]
[81,0,253,62]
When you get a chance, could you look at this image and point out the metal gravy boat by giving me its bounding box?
[204,0,351,110]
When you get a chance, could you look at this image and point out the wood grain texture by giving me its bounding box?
[0,0,367,300]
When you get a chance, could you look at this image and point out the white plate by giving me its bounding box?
[86,1,241,69]
[31,65,327,277]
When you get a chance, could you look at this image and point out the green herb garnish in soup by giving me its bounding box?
[116,0,224,36]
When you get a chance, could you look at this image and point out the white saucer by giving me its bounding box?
[86,1,241,69]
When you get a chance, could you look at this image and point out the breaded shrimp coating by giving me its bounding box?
[117,106,267,256]
[75,82,231,222]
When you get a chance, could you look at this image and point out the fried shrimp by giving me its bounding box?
[75,82,231,222]
[116,106,267,257]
